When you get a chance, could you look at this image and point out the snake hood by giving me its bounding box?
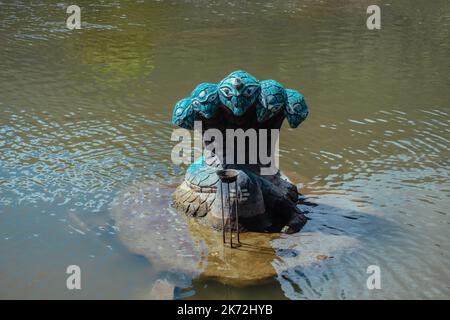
[172,70,309,129]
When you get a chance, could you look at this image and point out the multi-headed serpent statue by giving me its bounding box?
[171,70,309,234]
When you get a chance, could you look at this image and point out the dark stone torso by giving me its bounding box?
[200,103,284,168]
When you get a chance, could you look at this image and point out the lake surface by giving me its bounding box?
[0,0,449,299]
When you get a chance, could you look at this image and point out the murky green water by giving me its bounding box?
[0,0,449,299]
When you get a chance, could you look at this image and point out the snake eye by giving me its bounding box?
[208,93,217,102]
[220,87,232,98]
[175,107,183,116]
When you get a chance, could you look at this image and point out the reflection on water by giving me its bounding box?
[0,0,449,299]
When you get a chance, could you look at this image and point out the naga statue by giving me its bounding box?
[171,70,309,234]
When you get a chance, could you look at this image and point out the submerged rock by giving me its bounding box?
[186,220,279,286]
[111,179,278,286]
[111,179,361,297]
[147,279,176,300]
[111,179,206,281]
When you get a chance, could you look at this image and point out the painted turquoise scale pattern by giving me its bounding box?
[172,98,195,129]
[190,83,219,119]
[285,89,309,129]
[256,79,288,123]
[217,70,261,116]
[171,70,309,129]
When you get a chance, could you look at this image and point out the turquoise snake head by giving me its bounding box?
[285,89,309,128]
[256,79,288,123]
[190,83,219,119]
[172,98,195,129]
[218,70,260,116]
